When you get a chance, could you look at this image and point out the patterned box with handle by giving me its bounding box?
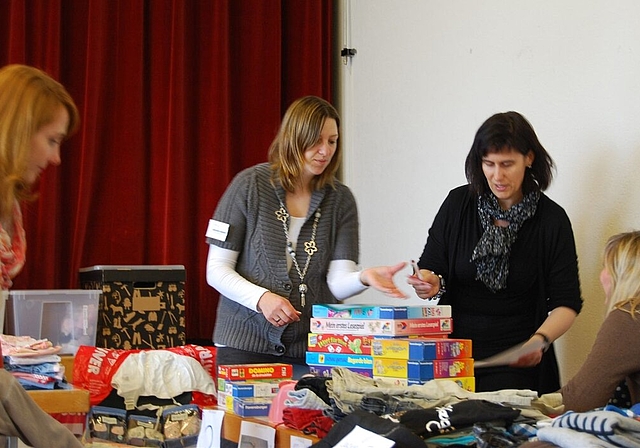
[78,265,186,349]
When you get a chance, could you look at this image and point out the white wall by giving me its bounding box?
[337,0,640,384]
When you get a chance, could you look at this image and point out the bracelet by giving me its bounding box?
[531,332,550,352]
[428,272,446,301]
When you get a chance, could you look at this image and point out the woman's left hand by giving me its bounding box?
[510,337,545,368]
[361,262,408,299]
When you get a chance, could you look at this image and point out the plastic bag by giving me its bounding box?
[73,344,216,407]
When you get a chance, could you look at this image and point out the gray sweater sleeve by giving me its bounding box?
[0,370,83,448]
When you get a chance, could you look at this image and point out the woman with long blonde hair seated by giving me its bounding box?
[524,230,640,447]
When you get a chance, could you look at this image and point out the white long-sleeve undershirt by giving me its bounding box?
[206,244,367,313]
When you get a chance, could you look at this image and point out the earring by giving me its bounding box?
[527,165,532,168]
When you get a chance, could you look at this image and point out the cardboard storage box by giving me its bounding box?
[78,265,186,350]
[5,290,100,355]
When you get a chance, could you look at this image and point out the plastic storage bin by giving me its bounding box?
[5,289,101,355]
[0,289,7,334]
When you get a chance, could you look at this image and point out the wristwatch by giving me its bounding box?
[531,332,551,352]
[429,272,446,301]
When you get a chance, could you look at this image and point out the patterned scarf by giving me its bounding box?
[0,201,26,290]
[471,191,540,292]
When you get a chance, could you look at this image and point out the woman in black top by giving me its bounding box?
[409,111,583,394]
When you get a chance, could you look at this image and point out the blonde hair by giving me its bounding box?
[0,64,79,218]
[603,231,640,317]
[268,96,340,192]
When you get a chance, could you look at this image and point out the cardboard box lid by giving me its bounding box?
[78,265,186,282]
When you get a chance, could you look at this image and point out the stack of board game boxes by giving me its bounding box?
[217,363,293,417]
[306,304,473,390]
[371,337,475,391]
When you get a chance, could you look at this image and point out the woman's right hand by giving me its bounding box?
[407,269,441,300]
[257,292,302,327]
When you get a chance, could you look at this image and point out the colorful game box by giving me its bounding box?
[312,304,452,319]
[372,338,472,360]
[372,357,412,378]
[305,352,373,369]
[217,363,293,381]
[307,333,374,355]
[232,397,272,417]
[224,381,280,398]
[407,358,474,381]
[405,305,452,318]
[308,365,373,377]
[217,391,233,412]
[309,317,452,336]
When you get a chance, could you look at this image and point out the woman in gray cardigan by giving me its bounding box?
[205,96,406,377]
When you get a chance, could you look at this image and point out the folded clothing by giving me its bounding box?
[536,426,617,448]
[285,388,331,410]
[360,391,425,416]
[282,407,334,438]
[311,410,426,448]
[392,399,521,438]
[296,375,331,405]
[551,410,640,447]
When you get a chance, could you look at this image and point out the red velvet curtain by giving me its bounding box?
[0,0,334,342]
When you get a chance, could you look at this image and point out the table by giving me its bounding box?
[26,387,90,414]
[22,355,321,447]
[220,410,320,448]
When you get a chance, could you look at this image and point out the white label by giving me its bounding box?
[206,219,230,242]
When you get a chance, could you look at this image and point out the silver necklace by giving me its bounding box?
[275,202,320,307]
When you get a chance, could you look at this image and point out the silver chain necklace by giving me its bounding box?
[275,201,320,307]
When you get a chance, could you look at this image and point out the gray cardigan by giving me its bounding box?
[207,163,360,359]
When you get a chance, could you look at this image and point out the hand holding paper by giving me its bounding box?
[475,337,546,368]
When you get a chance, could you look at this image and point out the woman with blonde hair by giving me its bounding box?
[0,63,81,448]
[0,63,79,289]
[521,231,640,447]
[555,230,640,412]
[205,95,407,377]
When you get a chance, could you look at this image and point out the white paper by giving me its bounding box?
[290,435,314,447]
[238,420,276,448]
[475,338,546,368]
[197,408,224,448]
[333,425,396,448]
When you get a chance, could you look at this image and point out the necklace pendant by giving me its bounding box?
[275,206,289,223]
[299,283,307,307]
